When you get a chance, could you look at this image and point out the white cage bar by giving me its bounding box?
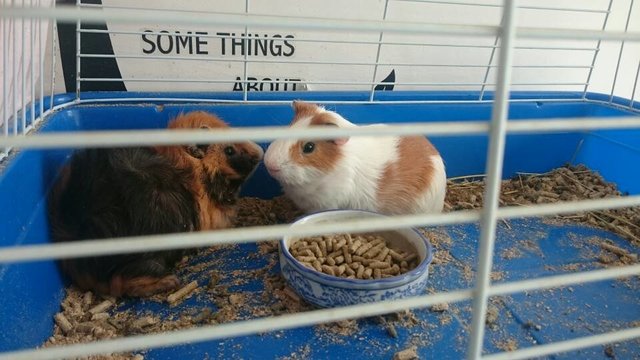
[0,0,639,359]
[467,0,518,357]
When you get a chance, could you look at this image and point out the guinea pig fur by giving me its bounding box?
[263,101,446,215]
[48,111,263,297]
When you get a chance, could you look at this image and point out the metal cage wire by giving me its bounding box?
[0,0,640,359]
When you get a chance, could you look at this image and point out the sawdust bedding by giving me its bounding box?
[43,164,639,359]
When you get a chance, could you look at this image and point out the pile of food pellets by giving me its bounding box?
[446,164,640,249]
[290,233,418,279]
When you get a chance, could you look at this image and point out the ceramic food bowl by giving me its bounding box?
[279,210,434,308]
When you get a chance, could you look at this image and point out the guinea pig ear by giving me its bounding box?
[292,100,319,115]
[186,145,205,159]
[331,138,349,146]
[184,126,211,159]
[292,100,305,112]
[321,122,349,146]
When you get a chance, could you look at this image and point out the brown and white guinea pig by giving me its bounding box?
[48,111,263,298]
[263,101,446,215]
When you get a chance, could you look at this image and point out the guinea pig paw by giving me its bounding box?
[121,275,181,297]
[156,275,181,292]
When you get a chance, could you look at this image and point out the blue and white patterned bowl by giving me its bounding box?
[279,210,434,308]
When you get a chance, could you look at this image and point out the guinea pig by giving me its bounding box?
[48,111,263,297]
[263,101,446,215]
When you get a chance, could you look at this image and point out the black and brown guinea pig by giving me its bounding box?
[48,111,264,297]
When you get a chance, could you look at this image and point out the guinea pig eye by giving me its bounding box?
[197,144,209,152]
[224,146,236,156]
[302,142,315,154]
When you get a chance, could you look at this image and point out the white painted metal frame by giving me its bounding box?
[467,0,518,357]
[1,1,8,156]
[1,0,57,161]
[4,6,640,41]
[0,1,640,359]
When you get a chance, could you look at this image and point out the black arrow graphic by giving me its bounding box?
[374,69,395,91]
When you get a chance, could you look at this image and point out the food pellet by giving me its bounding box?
[342,245,352,263]
[328,249,342,259]
[386,323,398,338]
[393,346,418,360]
[290,233,421,280]
[312,260,322,272]
[296,256,316,262]
[363,243,385,259]
[389,249,404,262]
[381,264,400,275]
[167,280,198,305]
[300,249,314,257]
[350,239,362,253]
[83,291,93,308]
[321,265,335,276]
[345,266,356,276]
[352,255,375,265]
[354,241,375,256]
[132,316,158,329]
[375,247,390,262]
[89,300,113,315]
[374,268,382,279]
[337,264,347,276]
[369,261,391,269]
[403,253,418,263]
[75,322,96,335]
[311,243,323,258]
[91,312,109,321]
[291,241,303,250]
[345,233,353,247]
[319,241,327,256]
[54,313,73,334]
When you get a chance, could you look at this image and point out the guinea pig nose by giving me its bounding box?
[266,165,281,174]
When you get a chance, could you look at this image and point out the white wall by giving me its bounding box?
[90,0,639,97]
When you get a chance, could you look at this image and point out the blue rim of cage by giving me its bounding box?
[42,90,640,106]
[3,91,639,134]
[279,209,435,289]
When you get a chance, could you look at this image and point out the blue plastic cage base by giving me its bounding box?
[0,91,639,358]
[94,216,640,360]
